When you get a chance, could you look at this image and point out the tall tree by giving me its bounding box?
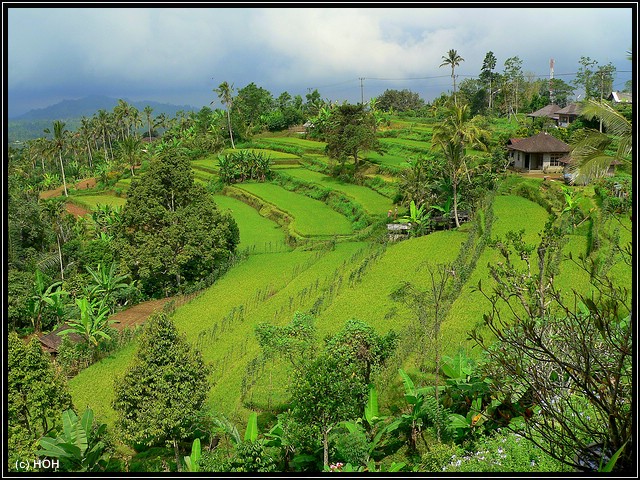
[113,312,211,471]
[480,51,498,110]
[439,49,464,103]
[44,120,70,197]
[8,332,72,470]
[214,81,236,149]
[430,102,489,227]
[324,103,382,174]
[143,105,154,141]
[113,144,239,296]
[502,56,524,117]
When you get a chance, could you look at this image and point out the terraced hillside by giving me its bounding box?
[63,124,631,438]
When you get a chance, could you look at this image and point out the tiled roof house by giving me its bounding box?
[507,132,571,172]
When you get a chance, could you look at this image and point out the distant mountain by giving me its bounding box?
[11,95,198,121]
[8,95,200,143]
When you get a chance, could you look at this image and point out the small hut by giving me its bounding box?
[39,324,84,355]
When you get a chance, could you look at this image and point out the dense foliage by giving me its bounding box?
[114,146,239,296]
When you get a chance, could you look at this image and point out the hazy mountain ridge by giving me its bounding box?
[11,95,198,121]
[8,95,199,143]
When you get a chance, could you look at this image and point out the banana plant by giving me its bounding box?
[60,297,113,346]
[399,200,431,236]
[338,384,402,462]
[184,438,201,472]
[37,408,109,472]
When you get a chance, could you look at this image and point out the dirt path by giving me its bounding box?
[39,177,98,199]
[109,293,198,332]
[39,177,98,217]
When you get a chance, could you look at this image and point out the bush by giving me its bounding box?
[441,430,568,472]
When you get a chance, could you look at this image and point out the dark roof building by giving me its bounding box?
[39,323,84,354]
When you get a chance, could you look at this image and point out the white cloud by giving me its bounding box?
[6,6,633,116]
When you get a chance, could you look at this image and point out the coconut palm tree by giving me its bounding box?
[440,49,464,104]
[117,135,143,176]
[567,99,632,184]
[44,120,70,197]
[431,102,488,228]
[143,105,154,141]
[214,81,236,149]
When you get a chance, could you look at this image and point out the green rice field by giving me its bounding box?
[213,194,289,253]
[276,168,394,214]
[235,182,354,237]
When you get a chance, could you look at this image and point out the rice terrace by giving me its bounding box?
[7,34,633,474]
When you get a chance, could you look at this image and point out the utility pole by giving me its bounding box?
[359,77,365,105]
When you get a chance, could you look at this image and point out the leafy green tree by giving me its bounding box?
[214,81,236,149]
[502,56,524,117]
[376,88,425,112]
[324,103,382,174]
[480,51,498,111]
[255,311,317,369]
[112,312,211,471]
[290,352,368,469]
[8,332,72,470]
[430,102,489,227]
[235,82,275,133]
[439,49,464,103]
[324,319,398,386]
[37,407,112,472]
[114,148,239,296]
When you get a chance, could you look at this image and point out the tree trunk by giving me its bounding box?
[59,152,68,197]
[452,176,460,228]
[173,438,182,472]
[226,110,235,149]
[323,429,329,469]
[57,233,64,280]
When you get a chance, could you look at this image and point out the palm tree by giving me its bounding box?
[568,99,632,184]
[41,197,68,280]
[79,117,95,170]
[439,49,464,104]
[118,135,143,176]
[143,105,154,141]
[44,120,70,197]
[213,81,236,149]
[431,102,488,228]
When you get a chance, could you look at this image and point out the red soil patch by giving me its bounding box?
[109,294,198,332]
[65,203,91,217]
[39,177,98,199]
[109,298,174,331]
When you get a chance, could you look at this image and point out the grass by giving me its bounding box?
[213,194,289,254]
[68,194,127,210]
[235,182,353,237]
[276,168,394,214]
[254,137,327,153]
[221,147,301,161]
[441,194,552,360]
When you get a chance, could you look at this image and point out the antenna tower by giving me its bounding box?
[549,58,555,104]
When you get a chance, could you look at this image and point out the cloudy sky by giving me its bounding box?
[6,6,634,117]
